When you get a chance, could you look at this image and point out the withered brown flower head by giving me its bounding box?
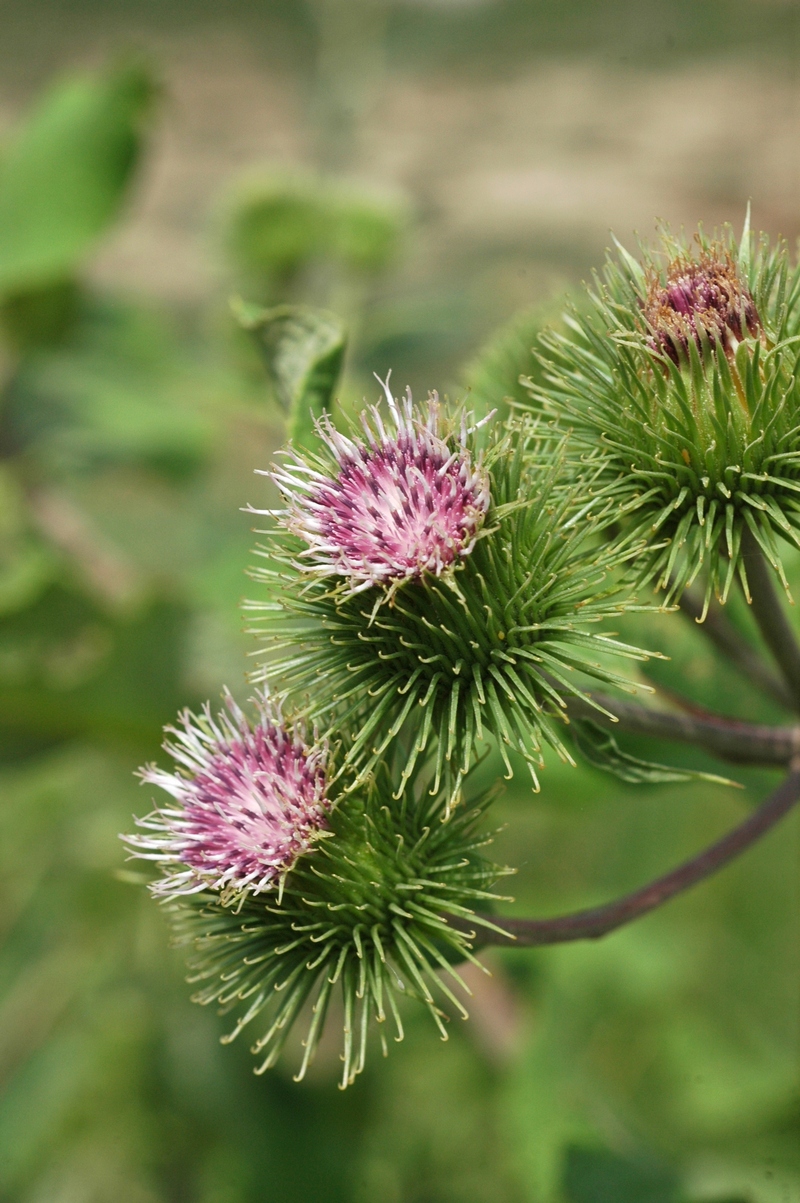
[643,245,760,364]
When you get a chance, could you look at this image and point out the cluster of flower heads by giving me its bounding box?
[125,375,650,1082]
[125,211,800,1085]
[259,373,491,595]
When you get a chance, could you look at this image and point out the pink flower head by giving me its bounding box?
[124,690,330,899]
[261,374,491,593]
[643,245,760,365]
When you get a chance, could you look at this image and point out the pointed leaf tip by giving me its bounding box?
[738,202,752,278]
[236,302,347,449]
[611,234,646,288]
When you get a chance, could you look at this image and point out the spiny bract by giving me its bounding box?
[528,214,800,613]
[247,397,653,803]
[164,752,511,1089]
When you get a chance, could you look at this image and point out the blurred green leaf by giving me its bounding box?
[228,185,326,283]
[0,279,81,351]
[0,467,55,614]
[331,194,400,273]
[0,585,190,754]
[0,541,54,616]
[234,301,346,449]
[571,718,738,787]
[0,62,156,294]
[226,176,401,288]
[562,1144,680,1203]
[6,299,216,478]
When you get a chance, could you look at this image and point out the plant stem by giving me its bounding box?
[741,526,800,712]
[473,765,800,947]
[679,587,793,710]
[565,692,800,767]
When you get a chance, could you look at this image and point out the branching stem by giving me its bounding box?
[473,765,800,946]
[565,692,800,767]
[741,527,800,713]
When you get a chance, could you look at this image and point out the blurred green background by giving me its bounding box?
[0,2,798,1200]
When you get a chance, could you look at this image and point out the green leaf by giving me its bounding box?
[571,718,738,787]
[562,1144,680,1203]
[9,298,215,478]
[331,194,400,273]
[225,176,402,283]
[0,62,157,294]
[233,301,346,449]
[227,185,325,281]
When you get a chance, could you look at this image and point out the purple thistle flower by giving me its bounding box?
[260,375,491,593]
[642,245,760,364]
[123,690,330,899]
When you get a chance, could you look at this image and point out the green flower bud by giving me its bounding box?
[530,214,800,613]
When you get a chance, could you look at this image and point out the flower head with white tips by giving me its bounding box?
[261,374,491,593]
[124,690,330,900]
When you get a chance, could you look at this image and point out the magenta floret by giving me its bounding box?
[124,691,330,898]
[263,376,491,593]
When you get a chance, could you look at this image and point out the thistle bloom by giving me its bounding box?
[261,375,491,593]
[249,423,652,802]
[124,691,330,899]
[642,245,760,364]
[171,757,511,1088]
[530,218,800,610]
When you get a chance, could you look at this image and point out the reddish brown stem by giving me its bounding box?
[473,766,800,947]
[565,691,800,767]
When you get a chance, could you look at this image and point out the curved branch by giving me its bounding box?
[741,527,800,713]
[473,766,800,947]
[565,692,800,767]
[679,586,793,711]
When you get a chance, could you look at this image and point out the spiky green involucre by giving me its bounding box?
[247,418,653,802]
[167,759,511,1089]
[529,216,800,612]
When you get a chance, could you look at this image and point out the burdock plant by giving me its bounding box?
[125,223,800,1085]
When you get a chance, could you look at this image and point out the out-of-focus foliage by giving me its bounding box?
[561,1145,680,1203]
[0,37,797,1203]
[0,62,154,294]
[225,175,403,305]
